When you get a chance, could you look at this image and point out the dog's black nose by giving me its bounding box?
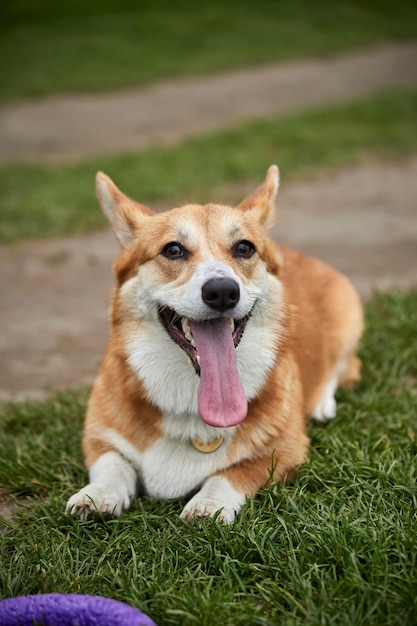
[202,277,240,312]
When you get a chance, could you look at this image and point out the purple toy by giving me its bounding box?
[0,594,156,626]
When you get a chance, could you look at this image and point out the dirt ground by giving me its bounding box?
[0,42,417,402]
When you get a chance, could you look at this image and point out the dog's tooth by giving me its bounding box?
[196,355,201,366]
[182,316,196,346]
[184,331,196,347]
[181,317,191,335]
[230,318,235,332]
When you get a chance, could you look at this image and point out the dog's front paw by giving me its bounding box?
[180,476,246,524]
[181,497,236,524]
[66,484,130,520]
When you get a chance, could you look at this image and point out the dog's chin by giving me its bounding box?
[158,306,251,374]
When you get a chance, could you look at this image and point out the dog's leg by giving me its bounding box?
[311,343,362,422]
[310,371,339,422]
[66,451,137,520]
[181,432,309,524]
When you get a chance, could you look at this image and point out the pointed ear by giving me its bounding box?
[238,165,279,229]
[95,172,153,248]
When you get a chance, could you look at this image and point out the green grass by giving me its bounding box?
[1,0,416,102]
[1,289,416,625]
[1,88,417,244]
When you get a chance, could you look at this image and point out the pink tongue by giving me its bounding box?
[189,317,248,428]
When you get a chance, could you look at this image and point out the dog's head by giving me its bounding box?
[96,167,284,428]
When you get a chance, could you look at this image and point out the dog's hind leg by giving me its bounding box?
[311,343,362,422]
[338,351,362,388]
[310,371,339,422]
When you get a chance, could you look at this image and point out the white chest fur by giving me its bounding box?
[101,424,233,499]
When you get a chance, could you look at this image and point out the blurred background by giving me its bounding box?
[0,0,416,398]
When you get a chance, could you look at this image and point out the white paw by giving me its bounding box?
[66,484,131,520]
[180,476,246,524]
[181,496,236,524]
[311,395,337,422]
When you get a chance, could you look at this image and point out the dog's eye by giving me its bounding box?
[161,241,187,259]
[233,240,256,258]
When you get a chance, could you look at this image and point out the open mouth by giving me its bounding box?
[158,306,251,375]
[158,306,251,428]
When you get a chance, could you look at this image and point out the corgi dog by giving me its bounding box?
[66,165,363,523]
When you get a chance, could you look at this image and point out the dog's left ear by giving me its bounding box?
[238,165,279,230]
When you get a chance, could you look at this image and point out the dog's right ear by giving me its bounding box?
[95,172,153,248]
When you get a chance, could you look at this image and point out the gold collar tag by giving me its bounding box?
[191,435,225,453]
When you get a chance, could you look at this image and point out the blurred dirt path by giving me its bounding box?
[1,156,417,401]
[0,41,416,164]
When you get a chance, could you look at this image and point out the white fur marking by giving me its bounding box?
[311,351,351,421]
[311,375,338,421]
[99,427,235,500]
